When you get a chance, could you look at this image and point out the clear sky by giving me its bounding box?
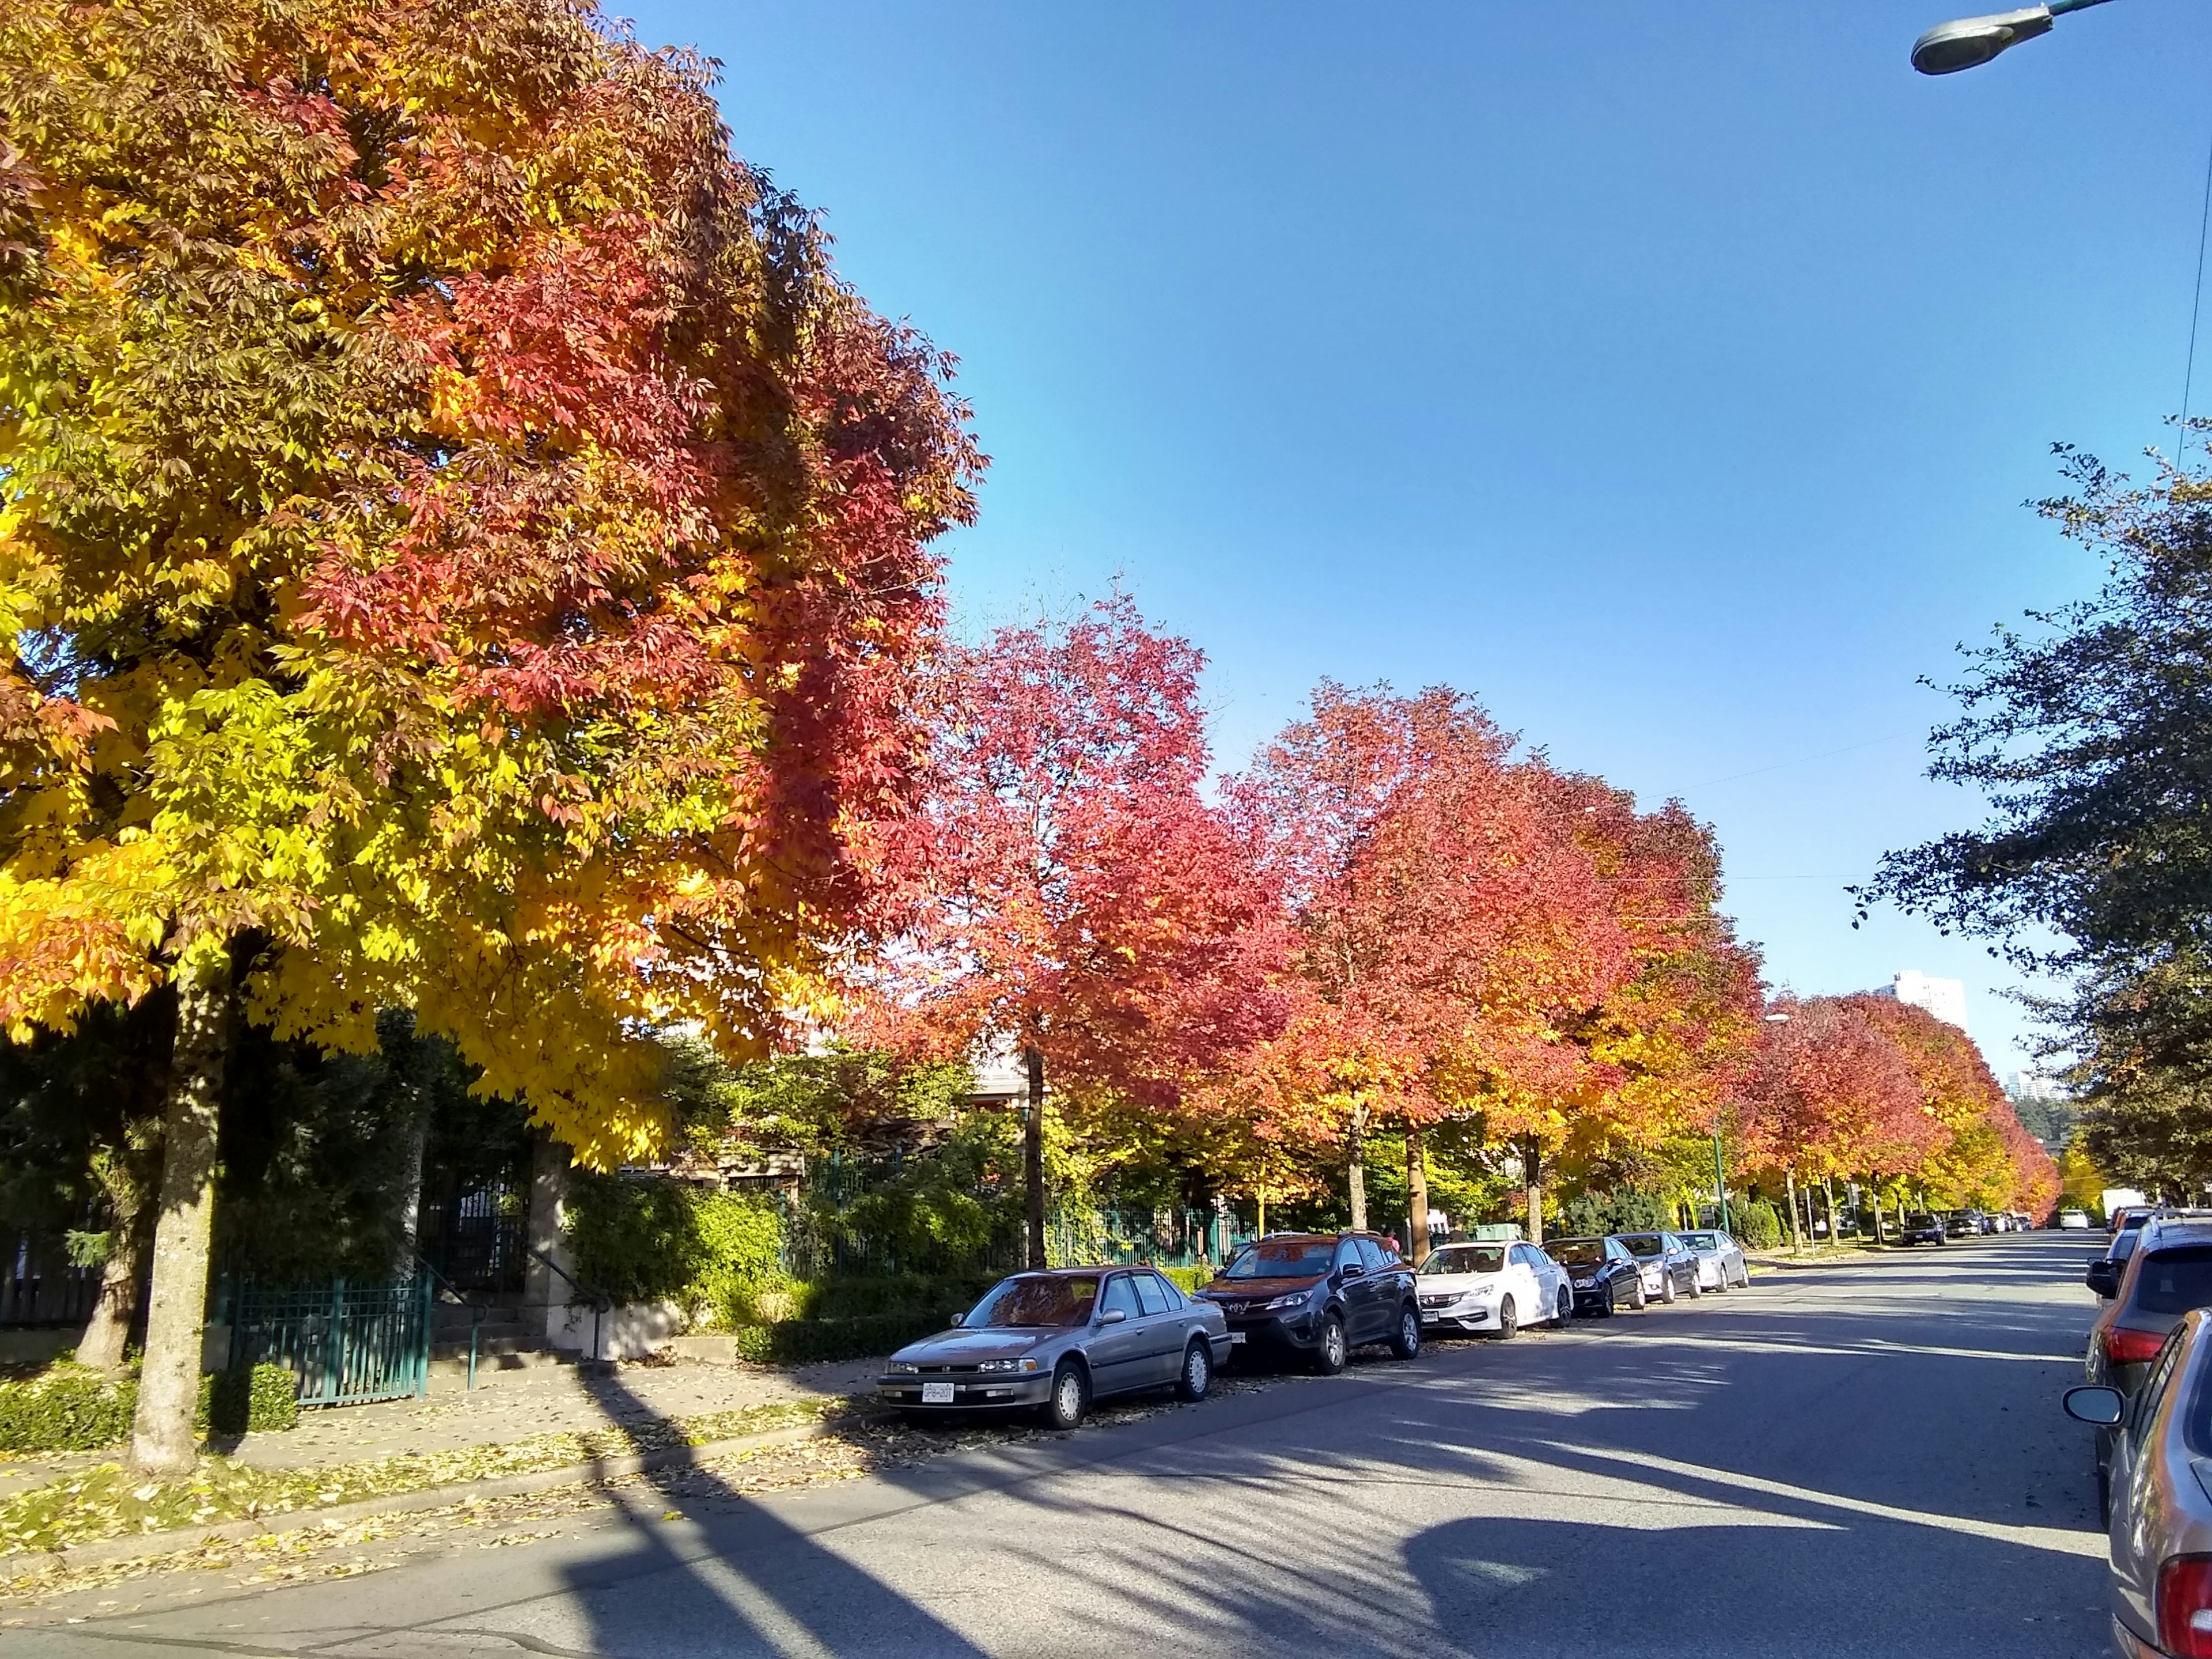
[622,0,2212,1080]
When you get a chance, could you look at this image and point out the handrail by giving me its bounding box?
[522,1244,612,1365]
[415,1257,487,1391]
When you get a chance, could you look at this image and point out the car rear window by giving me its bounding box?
[2130,1245,2212,1316]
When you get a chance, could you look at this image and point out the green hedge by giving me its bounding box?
[0,1363,300,1453]
[732,1309,955,1366]
[1733,1198,1783,1250]
[1158,1265,1212,1296]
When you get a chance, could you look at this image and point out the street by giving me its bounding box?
[3,1233,2109,1658]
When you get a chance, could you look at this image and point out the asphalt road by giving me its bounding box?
[6,1232,2112,1658]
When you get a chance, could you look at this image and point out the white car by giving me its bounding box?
[2058,1209,2093,1230]
[1415,1240,1573,1338]
[1680,1229,1750,1291]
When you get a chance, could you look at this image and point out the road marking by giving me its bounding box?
[1538,1440,2105,1559]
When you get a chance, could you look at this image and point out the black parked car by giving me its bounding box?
[1196,1232,1420,1373]
[1545,1234,1649,1316]
[1898,1211,1946,1245]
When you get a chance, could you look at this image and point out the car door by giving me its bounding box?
[1130,1271,1183,1385]
[1334,1239,1376,1341]
[1525,1245,1563,1318]
[1086,1272,1147,1397]
[1503,1244,1538,1320]
[2112,1328,2188,1637]
[1357,1236,1399,1339]
[1607,1238,1638,1299]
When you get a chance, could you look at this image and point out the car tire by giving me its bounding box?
[1603,1283,1618,1318]
[1688,1270,1704,1298]
[1711,1267,1727,1294]
[1661,1274,1677,1305]
[1495,1296,1519,1340]
[1633,1279,1649,1312]
[1042,1359,1090,1430]
[1390,1306,1422,1359]
[1176,1339,1213,1402]
[1733,1263,1750,1289]
[1311,1315,1348,1375]
[1555,1284,1573,1325]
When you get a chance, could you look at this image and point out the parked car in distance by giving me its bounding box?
[1610,1232,1702,1304]
[1547,1234,1648,1316]
[2063,1310,2212,1657]
[877,1266,1233,1430]
[1416,1240,1570,1338]
[1897,1211,1946,1246]
[2083,1217,2212,1519]
[1196,1232,1420,1374]
[1679,1230,1750,1291]
[2059,1208,2093,1229]
[1942,1209,1983,1238]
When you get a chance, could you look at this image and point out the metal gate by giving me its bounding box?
[229,1278,432,1407]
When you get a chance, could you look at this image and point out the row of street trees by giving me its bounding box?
[0,0,2055,1478]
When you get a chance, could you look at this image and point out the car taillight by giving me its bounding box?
[2158,1556,2212,1657]
[2107,1326,2168,1366]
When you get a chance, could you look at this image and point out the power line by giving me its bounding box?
[2180,116,2212,464]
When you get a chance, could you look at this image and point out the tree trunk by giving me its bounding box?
[1406,1128,1430,1266]
[1822,1177,1836,1243]
[1785,1171,1803,1253]
[128,951,234,1478]
[1524,1137,1544,1247]
[1345,1097,1369,1233]
[1024,1047,1047,1271]
[394,1089,431,1270]
[1870,1180,1887,1245]
[75,1224,143,1373]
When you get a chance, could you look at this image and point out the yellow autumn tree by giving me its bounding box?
[0,0,975,1470]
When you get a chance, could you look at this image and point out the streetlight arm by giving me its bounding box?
[1911,0,2116,75]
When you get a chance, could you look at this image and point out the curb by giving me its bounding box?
[1747,1250,1883,1271]
[0,1409,896,1586]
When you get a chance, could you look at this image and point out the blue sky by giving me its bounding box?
[624,0,2212,1080]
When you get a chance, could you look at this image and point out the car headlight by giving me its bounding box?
[887,1361,919,1375]
[974,1357,1040,1374]
[1262,1290,1313,1311]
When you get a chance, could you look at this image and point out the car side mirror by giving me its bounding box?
[1340,1263,1365,1279]
[1099,1308,1127,1325]
[2085,1262,2120,1298]
[2063,1385,2126,1427]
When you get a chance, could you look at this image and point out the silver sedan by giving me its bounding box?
[876,1266,1233,1430]
[2066,1306,2212,1656]
[1680,1229,1751,1292]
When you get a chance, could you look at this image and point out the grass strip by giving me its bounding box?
[0,1396,850,1556]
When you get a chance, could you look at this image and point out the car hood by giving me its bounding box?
[1417,1270,1503,1290]
[887,1328,1058,1365]
[1200,1275,1325,1299]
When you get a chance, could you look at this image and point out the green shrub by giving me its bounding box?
[565,1173,789,1324]
[0,1364,135,1452]
[1558,1186,1673,1238]
[805,1272,999,1322]
[1733,1199,1783,1251]
[1158,1265,1210,1295]
[732,1309,954,1366]
[0,1361,297,1452]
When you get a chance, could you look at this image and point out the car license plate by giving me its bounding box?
[921,1382,955,1404]
[1228,1332,1245,1344]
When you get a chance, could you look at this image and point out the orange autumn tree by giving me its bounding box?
[0,0,975,1471]
[1228,685,1640,1245]
[1858,996,2058,1213]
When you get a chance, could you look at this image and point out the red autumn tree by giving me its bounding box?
[854,595,1286,1267]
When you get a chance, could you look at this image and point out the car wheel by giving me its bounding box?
[1688,1269,1704,1298]
[1176,1339,1213,1402]
[1041,1359,1090,1430]
[1633,1278,1649,1311]
[1555,1283,1573,1325]
[1390,1306,1422,1359]
[1661,1273,1677,1304]
[1734,1262,1751,1289]
[1710,1267,1727,1294]
[1495,1296,1519,1340]
[1311,1315,1348,1375]
[1603,1283,1618,1318]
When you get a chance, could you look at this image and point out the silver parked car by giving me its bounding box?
[1611,1231,1703,1304]
[1680,1229,1750,1292]
[876,1267,1233,1430]
[2065,1309,2212,1658]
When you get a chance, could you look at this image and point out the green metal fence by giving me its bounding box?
[229,1278,433,1407]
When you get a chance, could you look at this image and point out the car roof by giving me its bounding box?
[2141,1218,2212,1248]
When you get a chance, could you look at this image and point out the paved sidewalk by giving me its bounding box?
[0,1353,883,1499]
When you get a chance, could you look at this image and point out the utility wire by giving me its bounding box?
[2180,118,2212,465]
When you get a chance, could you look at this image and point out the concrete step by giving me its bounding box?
[426,1348,574,1379]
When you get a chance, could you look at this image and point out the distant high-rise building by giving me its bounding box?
[1875,969,1969,1035]
[2012,1070,2070,1104]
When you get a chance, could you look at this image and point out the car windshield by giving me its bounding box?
[1224,1238,1337,1279]
[1421,1245,1505,1277]
[1615,1234,1664,1258]
[964,1275,1099,1328]
[1681,1233,1717,1250]
[2133,1246,2212,1316]
[1905,1213,1937,1226]
[1547,1238,1605,1266]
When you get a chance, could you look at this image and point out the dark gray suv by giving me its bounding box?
[1196,1232,1421,1373]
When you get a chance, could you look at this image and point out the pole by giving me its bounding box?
[1785,1171,1803,1253]
[1711,1131,1730,1235]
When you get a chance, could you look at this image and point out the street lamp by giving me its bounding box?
[1911,0,2115,75]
